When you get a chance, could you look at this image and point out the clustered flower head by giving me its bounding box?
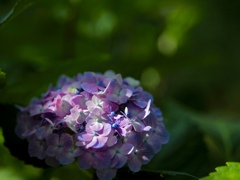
[15,70,170,180]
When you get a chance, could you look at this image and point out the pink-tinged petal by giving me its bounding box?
[76,112,86,124]
[69,105,80,119]
[86,136,98,148]
[120,143,134,155]
[72,95,87,109]
[102,124,112,136]
[127,155,142,172]
[96,168,117,180]
[56,98,72,117]
[78,133,93,141]
[92,122,103,131]
[119,124,132,137]
[107,136,117,147]
[93,136,108,149]
[120,118,130,126]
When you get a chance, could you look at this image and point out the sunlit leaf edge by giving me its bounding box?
[200,162,240,180]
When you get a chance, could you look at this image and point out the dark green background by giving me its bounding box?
[1,0,240,179]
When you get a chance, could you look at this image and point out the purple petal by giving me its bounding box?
[114,154,128,168]
[28,137,46,160]
[81,83,98,94]
[96,169,117,180]
[46,145,58,157]
[46,133,59,146]
[86,136,98,148]
[127,155,142,172]
[132,120,145,132]
[92,122,103,131]
[58,152,75,165]
[132,91,153,108]
[79,133,93,141]
[56,98,72,117]
[102,124,112,136]
[71,95,87,109]
[143,126,152,131]
[138,100,151,120]
[93,136,108,149]
[78,152,93,169]
[94,151,111,169]
[119,88,132,104]
[107,136,117,147]
[29,104,43,116]
[120,143,134,155]
[60,134,74,150]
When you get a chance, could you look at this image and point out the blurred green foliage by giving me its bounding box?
[1,0,240,179]
[0,68,6,89]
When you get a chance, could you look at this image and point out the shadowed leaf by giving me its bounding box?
[0,0,36,29]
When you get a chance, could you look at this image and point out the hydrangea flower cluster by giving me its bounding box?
[15,71,170,180]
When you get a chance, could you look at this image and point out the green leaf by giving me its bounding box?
[164,100,240,162]
[0,0,36,29]
[39,163,93,180]
[200,162,240,180]
[0,68,6,89]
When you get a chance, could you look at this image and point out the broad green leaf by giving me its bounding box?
[39,163,93,180]
[0,0,36,29]
[200,162,240,180]
[0,68,6,89]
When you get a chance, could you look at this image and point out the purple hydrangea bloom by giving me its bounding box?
[15,70,170,180]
